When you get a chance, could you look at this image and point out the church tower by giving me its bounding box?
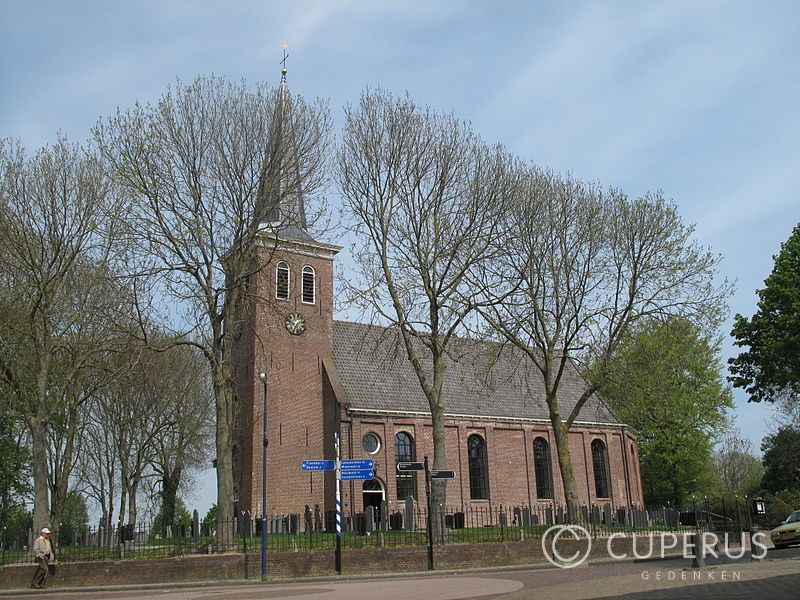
[233,66,340,517]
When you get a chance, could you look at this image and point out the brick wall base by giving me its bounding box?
[0,536,684,590]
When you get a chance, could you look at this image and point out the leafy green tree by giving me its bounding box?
[59,491,89,546]
[152,497,192,536]
[729,224,800,410]
[761,427,800,495]
[1,505,32,549]
[202,504,217,528]
[0,386,30,526]
[602,318,733,505]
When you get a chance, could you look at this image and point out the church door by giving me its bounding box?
[362,479,384,521]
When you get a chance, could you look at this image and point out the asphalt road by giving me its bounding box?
[3,548,798,600]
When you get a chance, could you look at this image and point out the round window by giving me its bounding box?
[362,433,381,454]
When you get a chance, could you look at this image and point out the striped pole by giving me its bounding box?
[335,431,342,574]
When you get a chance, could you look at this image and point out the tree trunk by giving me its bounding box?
[160,467,182,528]
[128,480,138,528]
[117,476,128,532]
[213,358,236,546]
[49,408,78,539]
[549,403,581,520]
[429,402,447,545]
[30,415,50,532]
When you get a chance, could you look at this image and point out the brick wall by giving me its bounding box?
[342,415,643,516]
[0,535,679,590]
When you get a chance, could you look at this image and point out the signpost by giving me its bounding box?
[397,462,424,472]
[339,469,374,481]
[423,456,434,571]
[403,459,457,571]
[300,449,376,574]
[341,459,374,470]
[301,460,335,471]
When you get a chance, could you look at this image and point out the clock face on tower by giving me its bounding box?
[285,313,307,336]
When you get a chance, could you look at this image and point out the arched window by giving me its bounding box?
[395,432,415,500]
[468,434,488,500]
[533,437,553,499]
[592,439,610,499]
[276,261,290,300]
[302,265,315,304]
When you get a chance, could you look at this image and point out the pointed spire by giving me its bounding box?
[257,46,312,241]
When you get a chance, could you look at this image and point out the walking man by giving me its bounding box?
[31,527,54,589]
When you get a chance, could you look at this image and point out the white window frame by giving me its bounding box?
[276,261,290,300]
[301,265,316,305]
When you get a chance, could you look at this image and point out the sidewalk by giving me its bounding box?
[0,553,797,599]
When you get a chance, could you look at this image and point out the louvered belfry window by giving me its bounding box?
[302,265,315,304]
[276,261,290,300]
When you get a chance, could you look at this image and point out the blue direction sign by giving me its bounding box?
[339,469,374,481]
[301,460,335,471]
[340,459,374,470]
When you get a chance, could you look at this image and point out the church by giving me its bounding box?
[233,69,643,522]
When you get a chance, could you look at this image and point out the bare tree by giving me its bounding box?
[714,428,764,498]
[0,137,123,533]
[75,395,118,532]
[93,75,332,529]
[148,344,213,528]
[337,89,518,531]
[476,167,730,514]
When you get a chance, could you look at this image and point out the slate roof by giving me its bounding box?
[331,320,621,425]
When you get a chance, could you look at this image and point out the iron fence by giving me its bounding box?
[0,500,747,566]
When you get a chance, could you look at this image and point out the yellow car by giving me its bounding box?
[771,510,800,549]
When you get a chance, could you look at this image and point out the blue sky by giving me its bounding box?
[2,1,798,517]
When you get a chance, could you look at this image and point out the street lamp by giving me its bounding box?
[259,371,268,581]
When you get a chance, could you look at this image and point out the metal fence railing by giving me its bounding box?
[0,500,747,566]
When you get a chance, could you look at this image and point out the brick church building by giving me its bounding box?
[233,70,643,521]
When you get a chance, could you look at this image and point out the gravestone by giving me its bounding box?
[325,509,335,533]
[193,510,200,542]
[289,513,300,535]
[499,510,508,527]
[404,497,416,531]
[545,507,554,526]
[602,505,613,525]
[616,508,628,527]
[380,501,389,531]
[365,509,375,533]
[304,505,312,533]
[520,507,532,527]
[314,504,322,532]
[389,512,403,530]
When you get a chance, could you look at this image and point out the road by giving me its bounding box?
[3,548,798,600]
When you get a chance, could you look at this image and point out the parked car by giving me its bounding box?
[771,510,800,549]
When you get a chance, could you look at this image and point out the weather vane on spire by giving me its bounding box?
[280,42,289,73]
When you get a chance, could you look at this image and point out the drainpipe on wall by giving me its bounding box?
[621,426,633,505]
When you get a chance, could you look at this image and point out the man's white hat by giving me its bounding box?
[41,527,50,534]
